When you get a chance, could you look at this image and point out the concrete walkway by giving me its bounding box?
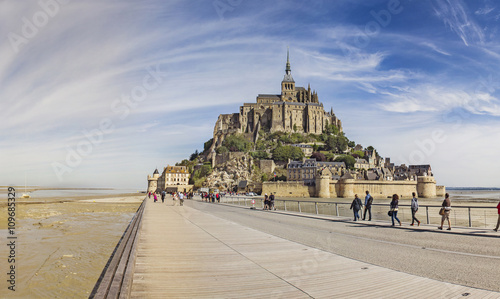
[130,198,499,298]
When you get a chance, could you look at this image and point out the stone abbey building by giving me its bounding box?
[211,51,342,150]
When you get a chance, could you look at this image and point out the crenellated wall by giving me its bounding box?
[263,178,444,199]
[262,182,315,197]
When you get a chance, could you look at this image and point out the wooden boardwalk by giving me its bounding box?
[129,198,500,298]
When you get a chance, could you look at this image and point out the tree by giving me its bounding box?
[353,150,365,158]
[325,124,339,135]
[334,155,356,169]
[203,138,213,152]
[279,134,293,144]
[272,146,304,162]
[311,152,326,161]
[222,134,252,152]
[326,135,348,153]
[189,150,199,161]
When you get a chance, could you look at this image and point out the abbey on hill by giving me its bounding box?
[210,50,342,152]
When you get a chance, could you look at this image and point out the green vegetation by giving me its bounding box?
[216,146,229,154]
[222,134,253,152]
[272,145,304,162]
[352,150,364,158]
[326,135,348,153]
[250,150,269,160]
[203,138,213,153]
[192,164,213,188]
[334,155,356,169]
[189,150,199,161]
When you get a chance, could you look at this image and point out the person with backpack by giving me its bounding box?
[161,190,166,203]
[269,193,275,210]
[350,194,363,221]
[410,192,420,226]
[363,190,373,221]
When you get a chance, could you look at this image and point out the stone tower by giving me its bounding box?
[147,168,159,192]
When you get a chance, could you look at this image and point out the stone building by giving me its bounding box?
[288,158,345,184]
[210,50,342,152]
[147,166,192,193]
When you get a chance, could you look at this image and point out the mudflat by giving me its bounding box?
[0,193,143,298]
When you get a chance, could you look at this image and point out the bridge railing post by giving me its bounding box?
[468,207,472,227]
[298,201,301,213]
[315,202,318,215]
[426,206,429,225]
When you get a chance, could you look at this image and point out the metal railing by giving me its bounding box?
[218,196,498,229]
[89,197,146,299]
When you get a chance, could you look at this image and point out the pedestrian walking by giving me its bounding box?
[363,190,373,221]
[264,194,269,210]
[153,192,157,203]
[438,193,452,230]
[148,192,151,199]
[269,193,275,210]
[390,194,401,226]
[350,194,362,221]
[161,190,166,203]
[494,201,500,232]
[410,192,420,226]
[179,192,184,206]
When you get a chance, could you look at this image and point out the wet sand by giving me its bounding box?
[0,193,143,298]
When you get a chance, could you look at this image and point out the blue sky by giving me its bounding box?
[2,0,500,189]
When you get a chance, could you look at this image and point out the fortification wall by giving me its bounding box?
[264,179,437,199]
[262,182,314,197]
[338,180,418,199]
[436,185,446,197]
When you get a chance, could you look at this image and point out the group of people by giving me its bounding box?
[350,191,375,222]
[263,193,275,210]
[201,192,221,203]
[147,190,187,206]
[350,191,479,231]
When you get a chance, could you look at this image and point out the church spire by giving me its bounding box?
[286,47,291,74]
[282,47,294,83]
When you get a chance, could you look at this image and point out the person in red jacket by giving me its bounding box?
[494,201,500,232]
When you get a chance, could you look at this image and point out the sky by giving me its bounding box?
[2,0,500,189]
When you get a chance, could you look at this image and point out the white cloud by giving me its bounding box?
[433,0,485,46]
[379,85,500,116]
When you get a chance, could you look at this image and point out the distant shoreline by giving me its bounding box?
[0,186,115,190]
[447,187,500,191]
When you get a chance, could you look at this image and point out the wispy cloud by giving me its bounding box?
[379,84,500,115]
[433,0,485,46]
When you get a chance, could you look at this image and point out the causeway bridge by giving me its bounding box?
[90,196,500,298]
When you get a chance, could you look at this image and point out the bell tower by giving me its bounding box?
[281,48,296,102]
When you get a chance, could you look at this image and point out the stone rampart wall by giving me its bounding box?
[262,182,314,197]
[436,185,446,197]
[339,180,417,199]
